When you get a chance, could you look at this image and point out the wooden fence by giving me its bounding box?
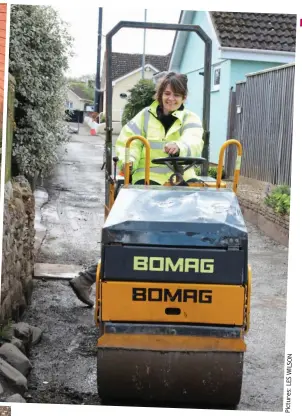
[225,63,295,186]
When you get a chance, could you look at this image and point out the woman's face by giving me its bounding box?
[162,84,186,114]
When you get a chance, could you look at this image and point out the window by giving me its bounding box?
[213,67,221,91]
[66,101,73,109]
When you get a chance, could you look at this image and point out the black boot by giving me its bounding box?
[69,263,98,307]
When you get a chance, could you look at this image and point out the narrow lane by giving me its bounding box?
[24,124,288,411]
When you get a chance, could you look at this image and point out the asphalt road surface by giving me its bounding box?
[23,124,288,411]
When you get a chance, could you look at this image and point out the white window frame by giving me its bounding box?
[213,67,221,91]
[66,101,73,109]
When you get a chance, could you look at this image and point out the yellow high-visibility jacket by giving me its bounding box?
[116,100,204,184]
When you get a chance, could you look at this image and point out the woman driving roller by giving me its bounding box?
[69,72,204,307]
[116,71,204,185]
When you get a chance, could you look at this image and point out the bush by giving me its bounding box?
[264,185,290,215]
[9,5,73,180]
[195,165,225,179]
[207,166,225,179]
[121,79,155,126]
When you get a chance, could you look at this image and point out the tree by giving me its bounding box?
[9,5,74,180]
[121,79,155,126]
[67,74,95,83]
[69,81,94,102]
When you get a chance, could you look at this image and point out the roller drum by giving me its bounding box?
[97,348,243,407]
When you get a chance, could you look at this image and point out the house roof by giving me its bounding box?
[69,84,94,102]
[101,52,171,91]
[111,52,170,80]
[210,12,296,52]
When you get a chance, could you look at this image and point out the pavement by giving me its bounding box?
[22,123,289,410]
[35,125,106,268]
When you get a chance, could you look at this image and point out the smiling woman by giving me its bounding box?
[114,71,204,185]
[156,72,188,115]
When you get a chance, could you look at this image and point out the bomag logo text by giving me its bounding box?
[132,288,212,303]
[133,256,214,273]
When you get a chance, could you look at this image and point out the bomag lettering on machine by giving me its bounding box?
[94,19,252,410]
[133,256,214,273]
[132,288,213,303]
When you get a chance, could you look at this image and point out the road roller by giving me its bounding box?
[94,20,252,408]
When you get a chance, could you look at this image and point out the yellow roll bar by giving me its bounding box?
[124,136,151,186]
[216,139,243,194]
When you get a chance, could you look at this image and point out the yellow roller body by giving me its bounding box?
[96,138,250,407]
[101,281,245,325]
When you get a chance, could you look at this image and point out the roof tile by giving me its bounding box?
[210,12,296,52]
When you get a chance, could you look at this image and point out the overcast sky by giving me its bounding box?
[54,5,182,78]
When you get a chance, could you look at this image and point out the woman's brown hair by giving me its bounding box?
[155,72,188,107]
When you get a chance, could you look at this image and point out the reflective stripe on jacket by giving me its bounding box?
[116,100,204,184]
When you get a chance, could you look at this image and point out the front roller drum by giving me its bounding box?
[97,348,244,407]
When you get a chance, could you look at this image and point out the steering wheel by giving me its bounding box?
[151,155,206,186]
[151,156,206,173]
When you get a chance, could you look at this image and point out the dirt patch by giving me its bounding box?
[22,279,100,405]
[0,408,11,416]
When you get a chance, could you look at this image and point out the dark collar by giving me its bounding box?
[157,104,184,117]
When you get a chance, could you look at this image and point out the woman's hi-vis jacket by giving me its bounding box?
[116,100,204,185]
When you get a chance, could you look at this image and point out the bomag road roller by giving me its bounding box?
[94,21,251,408]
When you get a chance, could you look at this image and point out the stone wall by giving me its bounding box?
[1,176,35,323]
[0,4,7,130]
[226,176,290,247]
[238,195,289,247]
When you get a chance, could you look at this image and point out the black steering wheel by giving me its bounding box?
[152,156,206,173]
[151,155,206,186]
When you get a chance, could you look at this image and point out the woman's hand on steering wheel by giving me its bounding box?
[164,142,180,155]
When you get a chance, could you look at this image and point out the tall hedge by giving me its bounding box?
[9,5,73,179]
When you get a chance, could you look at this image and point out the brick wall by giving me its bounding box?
[0,3,7,128]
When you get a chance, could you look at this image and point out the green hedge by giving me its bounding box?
[195,165,225,179]
[207,166,225,179]
[264,185,290,215]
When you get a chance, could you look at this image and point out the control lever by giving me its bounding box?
[113,156,119,181]
[168,153,184,175]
